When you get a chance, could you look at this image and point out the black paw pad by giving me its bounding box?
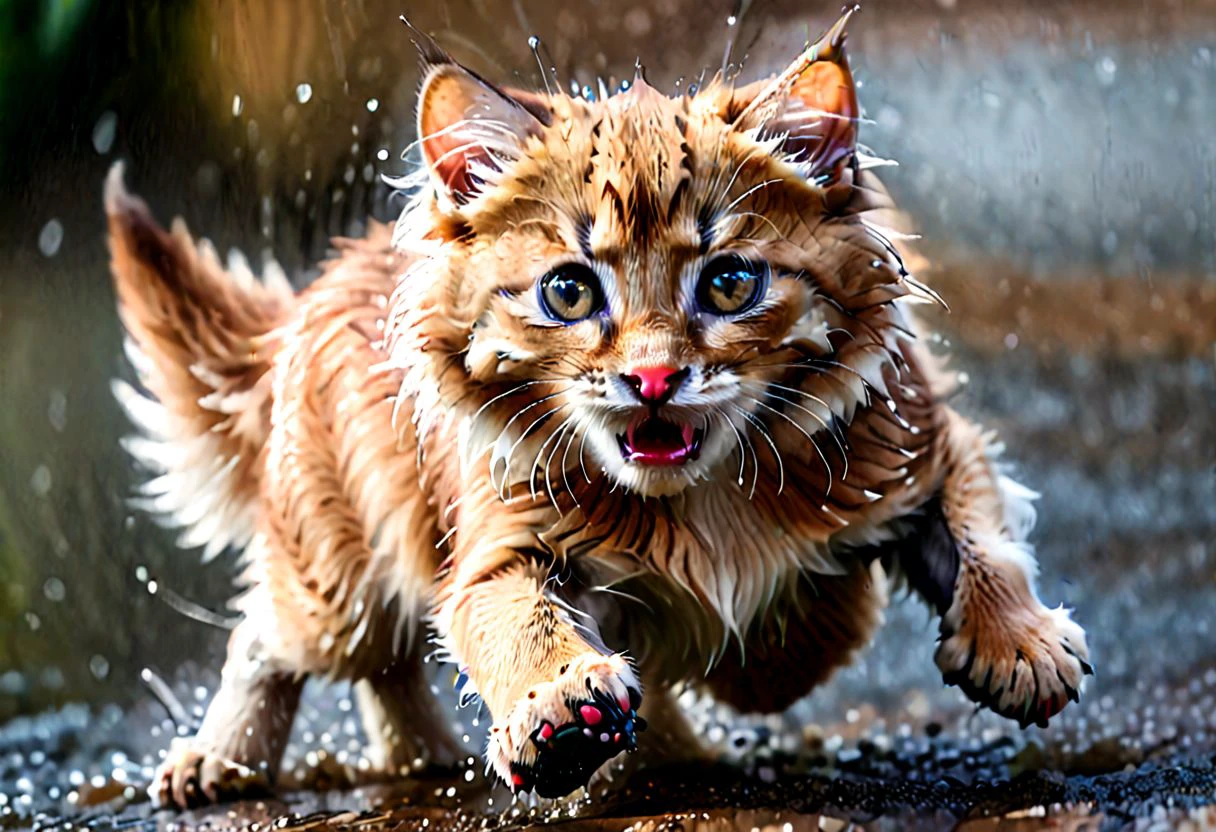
[510,688,645,798]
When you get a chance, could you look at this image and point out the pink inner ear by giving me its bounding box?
[786,60,858,178]
[421,130,491,199]
[420,86,493,200]
[417,65,543,204]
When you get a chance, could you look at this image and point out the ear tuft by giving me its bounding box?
[417,63,545,206]
[732,6,860,184]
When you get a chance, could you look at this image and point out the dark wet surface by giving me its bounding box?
[2,0,1215,830]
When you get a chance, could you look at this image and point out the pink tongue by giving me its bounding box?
[626,417,694,463]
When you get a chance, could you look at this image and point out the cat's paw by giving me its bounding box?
[487,653,644,798]
[150,739,270,809]
[937,600,1092,728]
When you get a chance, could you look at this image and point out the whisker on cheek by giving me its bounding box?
[711,406,748,490]
[746,394,832,496]
[559,423,581,509]
[756,381,851,482]
[500,402,568,501]
[734,406,785,497]
[531,414,576,507]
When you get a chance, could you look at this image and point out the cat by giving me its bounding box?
[104,10,1090,808]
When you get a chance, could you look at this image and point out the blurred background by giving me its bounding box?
[0,0,1214,826]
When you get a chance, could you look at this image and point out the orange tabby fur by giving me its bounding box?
[104,13,1090,808]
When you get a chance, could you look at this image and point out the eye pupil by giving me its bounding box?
[555,278,586,307]
[697,256,767,315]
[713,273,744,302]
[539,264,605,323]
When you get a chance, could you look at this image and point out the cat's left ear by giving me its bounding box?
[731,8,859,184]
[417,62,548,205]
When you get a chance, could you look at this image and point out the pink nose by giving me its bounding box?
[621,365,688,404]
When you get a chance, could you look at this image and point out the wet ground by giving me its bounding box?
[2,0,1215,830]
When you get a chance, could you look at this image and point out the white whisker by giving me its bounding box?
[559,422,582,509]
[719,178,782,218]
[747,394,833,495]
[734,406,784,496]
[757,381,850,482]
[502,404,568,499]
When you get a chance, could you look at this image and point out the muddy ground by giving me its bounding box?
[1,0,1214,830]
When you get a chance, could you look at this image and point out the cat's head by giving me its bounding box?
[390,10,930,500]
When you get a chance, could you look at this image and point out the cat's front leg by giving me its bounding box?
[437,557,644,797]
[901,407,1092,728]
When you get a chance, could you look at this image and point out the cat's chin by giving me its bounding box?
[611,464,700,498]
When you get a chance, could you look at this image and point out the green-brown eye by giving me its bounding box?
[538,264,606,323]
[695,256,768,315]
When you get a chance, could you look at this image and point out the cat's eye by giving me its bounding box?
[538,264,606,323]
[695,256,768,315]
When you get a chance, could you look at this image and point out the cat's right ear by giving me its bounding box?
[417,62,547,206]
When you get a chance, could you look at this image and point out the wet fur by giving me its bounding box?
[105,15,1090,808]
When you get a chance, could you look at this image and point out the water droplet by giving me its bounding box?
[48,389,67,432]
[295,83,313,104]
[366,97,379,112]
[43,577,66,602]
[92,111,117,154]
[0,671,26,695]
[376,148,389,161]
[232,94,243,117]
[38,219,64,257]
[89,655,110,680]
[30,464,52,495]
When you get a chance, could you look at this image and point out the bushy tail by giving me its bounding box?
[104,162,295,560]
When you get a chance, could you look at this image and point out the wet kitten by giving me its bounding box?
[104,11,1090,807]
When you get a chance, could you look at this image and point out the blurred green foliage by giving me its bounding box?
[0,0,92,168]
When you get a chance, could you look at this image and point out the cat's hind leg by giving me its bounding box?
[151,619,304,809]
[356,651,466,778]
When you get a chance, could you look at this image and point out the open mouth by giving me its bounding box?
[616,414,704,466]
